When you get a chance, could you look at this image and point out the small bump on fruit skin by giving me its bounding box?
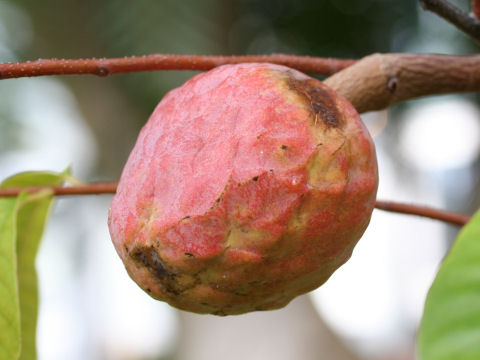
[108,62,378,315]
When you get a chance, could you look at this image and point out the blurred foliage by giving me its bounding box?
[231,0,418,56]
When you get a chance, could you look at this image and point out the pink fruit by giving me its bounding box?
[108,63,378,315]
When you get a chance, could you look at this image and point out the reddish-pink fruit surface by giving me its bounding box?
[108,63,378,315]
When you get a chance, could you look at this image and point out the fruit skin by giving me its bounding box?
[108,63,378,315]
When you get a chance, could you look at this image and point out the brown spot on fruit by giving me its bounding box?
[130,245,172,279]
[285,75,344,128]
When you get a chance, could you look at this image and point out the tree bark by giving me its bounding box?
[325,53,480,113]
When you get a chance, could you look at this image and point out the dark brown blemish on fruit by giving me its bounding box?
[131,245,194,296]
[285,75,343,128]
[185,252,195,258]
[131,245,173,279]
[281,144,288,150]
[252,176,259,181]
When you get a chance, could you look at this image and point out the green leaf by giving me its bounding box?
[0,171,66,360]
[0,195,23,360]
[0,169,70,188]
[418,210,480,360]
[15,192,57,360]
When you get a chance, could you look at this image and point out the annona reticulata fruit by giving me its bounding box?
[108,63,378,315]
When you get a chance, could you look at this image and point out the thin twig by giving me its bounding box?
[375,200,470,226]
[0,54,355,79]
[0,183,471,226]
[3,52,480,114]
[0,182,117,196]
[420,0,480,43]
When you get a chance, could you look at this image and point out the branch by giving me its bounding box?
[324,53,480,113]
[0,183,470,226]
[0,182,117,196]
[0,54,355,79]
[3,52,480,114]
[420,0,480,42]
[375,200,470,226]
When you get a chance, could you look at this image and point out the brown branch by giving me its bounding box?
[0,54,355,79]
[3,52,480,114]
[419,0,480,42]
[375,200,470,226]
[324,53,480,113]
[0,182,117,196]
[0,183,471,226]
